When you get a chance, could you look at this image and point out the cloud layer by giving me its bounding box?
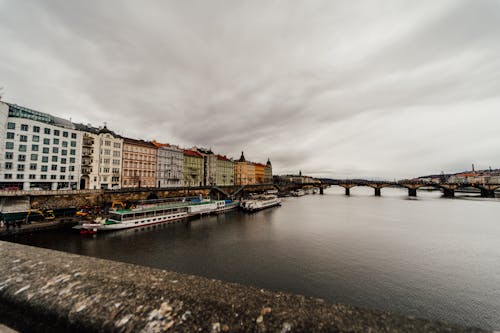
[1,0,500,178]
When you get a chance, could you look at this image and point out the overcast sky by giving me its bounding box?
[1,0,499,178]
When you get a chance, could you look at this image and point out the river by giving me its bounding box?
[7,187,500,330]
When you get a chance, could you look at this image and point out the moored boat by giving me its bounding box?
[241,194,281,212]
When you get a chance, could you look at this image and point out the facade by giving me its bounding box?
[234,151,255,185]
[216,155,234,186]
[121,138,157,188]
[0,102,83,190]
[183,149,204,187]
[194,147,217,186]
[152,141,184,188]
[254,163,265,184]
[76,125,123,190]
[264,158,272,183]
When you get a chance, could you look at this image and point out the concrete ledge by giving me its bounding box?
[0,241,488,333]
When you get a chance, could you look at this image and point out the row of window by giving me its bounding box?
[7,122,77,138]
[6,134,77,147]
[5,143,77,155]
[4,174,74,180]
[5,152,76,163]
[4,162,75,172]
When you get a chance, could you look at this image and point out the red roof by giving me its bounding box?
[217,155,232,161]
[184,149,203,158]
[151,140,170,148]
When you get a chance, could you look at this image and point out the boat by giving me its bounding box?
[215,199,240,213]
[291,189,305,197]
[74,202,190,233]
[240,194,281,212]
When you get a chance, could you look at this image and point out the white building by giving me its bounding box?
[75,124,123,190]
[194,147,217,186]
[0,102,82,190]
[153,141,183,188]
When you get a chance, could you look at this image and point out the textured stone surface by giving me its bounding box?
[0,241,489,333]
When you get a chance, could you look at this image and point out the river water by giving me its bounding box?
[8,187,500,330]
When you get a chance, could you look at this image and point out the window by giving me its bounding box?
[61,149,67,156]
[61,158,66,164]
[69,157,75,163]
[51,156,58,162]
[19,145,26,152]
[18,155,26,162]
[21,124,28,131]
[4,162,12,170]
[4,174,12,179]
[53,138,59,145]
[30,154,38,161]
[32,145,39,151]
[69,166,75,172]
[62,141,68,147]
[41,165,48,172]
[16,174,24,179]
[32,135,39,142]
[71,133,77,139]
[42,156,48,163]
[33,126,40,133]
[60,166,66,172]
[42,147,49,154]
[7,122,15,129]
[43,138,50,145]
[17,164,24,171]
[52,147,59,154]
[63,131,68,137]
[5,142,14,149]
[5,152,13,159]
[105,141,111,146]
[40,175,47,180]
[6,132,14,139]
[20,135,28,142]
[30,163,37,170]
[60,175,65,180]
[29,174,36,180]
[54,129,60,136]
[70,141,76,147]
[44,128,50,134]
[51,165,57,171]
[50,175,56,180]
[70,149,76,155]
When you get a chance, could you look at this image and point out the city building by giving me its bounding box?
[234,151,255,185]
[194,147,217,186]
[264,158,272,183]
[0,102,83,190]
[215,155,234,186]
[152,141,184,188]
[183,149,204,187]
[75,124,123,190]
[254,162,265,184]
[121,138,157,188]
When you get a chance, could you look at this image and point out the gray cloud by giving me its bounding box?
[1,0,500,178]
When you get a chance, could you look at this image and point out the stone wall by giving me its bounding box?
[0,241,487,333]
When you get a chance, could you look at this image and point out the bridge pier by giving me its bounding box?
[443,188,455,198]
[345,187,350,196]
[374,188,381,196]
[408,188,417,197]
[319,187,323,195]
[480,189,495,198]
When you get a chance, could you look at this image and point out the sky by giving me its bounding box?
[1,0,500,179]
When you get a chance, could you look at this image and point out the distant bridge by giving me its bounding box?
[322,179,500,198]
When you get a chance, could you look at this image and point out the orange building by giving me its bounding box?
[234,151,255,185]
[254,163,266,184]
[121,138,158,188]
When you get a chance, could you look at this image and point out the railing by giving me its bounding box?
[0,189,103,196]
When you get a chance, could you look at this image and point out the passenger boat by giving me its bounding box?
[215,199,240,213]
[240,194,281,212]
[292,189,305,197]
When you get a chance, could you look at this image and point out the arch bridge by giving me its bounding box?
[323,179,500,198]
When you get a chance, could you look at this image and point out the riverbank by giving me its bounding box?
[0,218,78,238]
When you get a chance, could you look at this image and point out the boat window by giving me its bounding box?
[108,212,122,221]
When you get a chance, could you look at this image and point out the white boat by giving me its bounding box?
[74,202,190,232]
[215,199,240,213]
[241,194,281,212]
[292,189,305,197]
